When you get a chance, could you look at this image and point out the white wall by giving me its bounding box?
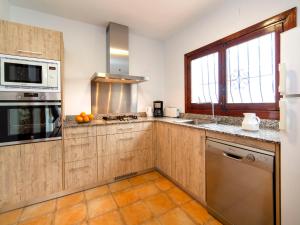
[9,6,165,115]
[0,0,10,19]
[164,0,300,112]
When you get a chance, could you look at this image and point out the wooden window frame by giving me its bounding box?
[184,7,297,119]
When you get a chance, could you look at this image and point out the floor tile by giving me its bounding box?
[57,192,84,210]
[158,208,196,225]
[89,210,124,225]
[181,200,211,224]
[134,183,160,199]
[144,193,175,216]
[20,199,56,221]
[87,195,117,218]
[128,175,148,186]
[0,208,23,225]
[85,185,110,201]
[18,213,53,225]
[166,187,192,205]
[109,180,132,193]
[154,178,174,191]
[141,171,162,181]
[54,203,87,225]
[112,188,140,207]
[120,201,152,225]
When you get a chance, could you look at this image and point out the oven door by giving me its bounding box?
[0,58,48,88]
[0,102,61,146]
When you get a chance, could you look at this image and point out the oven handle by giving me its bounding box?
[0,102,61,106]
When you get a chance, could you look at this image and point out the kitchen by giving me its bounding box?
[0,0,299,225]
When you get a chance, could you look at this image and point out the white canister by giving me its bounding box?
[146,106,153,117]
[242,113,261,131]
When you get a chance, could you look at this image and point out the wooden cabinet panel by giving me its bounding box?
[65,158,97,189]
[64,137,97,162]
[20,141,63,202]
[97,122,152,136]
[0,145,22,208]
[64,126,96,139]
[97,130,152,156]
[171,125,206,202]
[0,20,61,60]
[156,122,172,176]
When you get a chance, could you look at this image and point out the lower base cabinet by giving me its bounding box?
[0,140,63,209]
[65,158,97,189]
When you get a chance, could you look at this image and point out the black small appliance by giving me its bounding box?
[153,101,163,117]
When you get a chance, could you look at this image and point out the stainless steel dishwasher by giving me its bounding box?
[206,138,275,225]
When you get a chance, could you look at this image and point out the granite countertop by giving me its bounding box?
[64,117,280,144]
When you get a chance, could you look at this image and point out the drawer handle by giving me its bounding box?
[70,165,89,172]
[119,137,134,141]
[223,152,243,161]
[118,128,133,131]
[17,49,43,55]
[68,143,91,147]
[120,156,134,161]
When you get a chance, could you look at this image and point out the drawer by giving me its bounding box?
[96,122,153,135]
[64,126,96,139]
[65,158,97,190]
[64,137,97,162]
[98,130,152,156]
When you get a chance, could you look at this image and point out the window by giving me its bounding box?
[184,8,296,119]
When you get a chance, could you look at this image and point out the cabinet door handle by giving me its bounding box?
[17,49,43,55]
[117,127,133,132]
[70,165,89,172]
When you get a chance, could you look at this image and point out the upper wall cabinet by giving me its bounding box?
[0,20,62,60]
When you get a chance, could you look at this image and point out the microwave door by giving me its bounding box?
[1,58,48,87]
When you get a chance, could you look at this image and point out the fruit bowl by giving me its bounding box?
[75,112,94,124]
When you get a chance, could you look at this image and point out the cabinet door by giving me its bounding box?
[65,158,97,189]
[0,20,61,60]
[156,123,172,176]
[0,145,22,208]
[186,130,206,202]
[64,137,97,162]
[20,141,63,201]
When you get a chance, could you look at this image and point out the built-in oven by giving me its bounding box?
[0,92,62,146]
[0,54,60,92]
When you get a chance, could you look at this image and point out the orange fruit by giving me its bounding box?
[80,112,86,117]
[75,115,83,123]
[83,115,90,122]
[88,114,94,120]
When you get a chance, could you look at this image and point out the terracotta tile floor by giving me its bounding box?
[0,171,223,225]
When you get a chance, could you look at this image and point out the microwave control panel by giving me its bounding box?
[47,64,59,88]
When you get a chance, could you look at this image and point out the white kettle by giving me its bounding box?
[146,106,153,117]
[242,113,261,131]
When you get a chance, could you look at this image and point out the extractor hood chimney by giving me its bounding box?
[91,22,149,83]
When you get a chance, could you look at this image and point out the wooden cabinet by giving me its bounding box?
[65,158,97,189]
[64,126,97,189]
[171,125,205,202]
[0,145,22,208]
[64,137,97,162]
[156,122,206,202]
[0,20,62,60]
[97,122,154,182]
[0,140,63,209]
[20,141,63,202]
[156,122,172,176]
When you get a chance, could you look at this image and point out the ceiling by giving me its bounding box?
[9,0,223,39]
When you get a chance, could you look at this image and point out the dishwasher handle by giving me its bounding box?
[223,152,243,161]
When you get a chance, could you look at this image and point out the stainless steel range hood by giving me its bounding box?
[91,22,148,114]
[91,22,149,83]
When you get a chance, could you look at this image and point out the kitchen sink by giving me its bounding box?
[174,119,216,125]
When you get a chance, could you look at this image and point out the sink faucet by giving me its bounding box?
[211,102,216,123]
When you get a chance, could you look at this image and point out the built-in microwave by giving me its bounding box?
[0,54,60,92]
